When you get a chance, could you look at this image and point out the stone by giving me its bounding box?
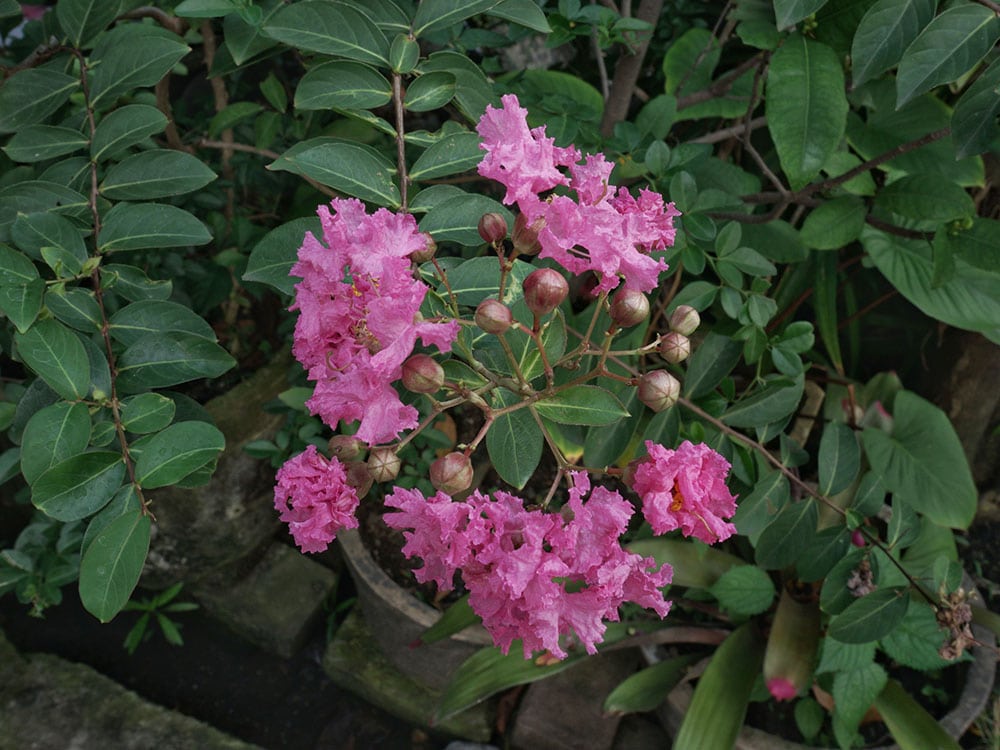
[193,541,338,658]
[509,649,637,750]
[323,607,495,743]
[612,715,670,749]
[0,629,261,750]
[141,351,292,589]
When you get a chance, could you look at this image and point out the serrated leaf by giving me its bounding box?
[861,390,977,529]
[79,509,150,622]
[818,421,860,496]
[851,0,936,87]
[953,57,1000,159]
[14,318,90,400]
[243,216,318,295]
[832,662,888,746]
[31,451,125,521]
[108,299,217,347]
[409,131,483,181]
[755,499,818,570]
[264,1,389,65]
[99,203,212,252]
[90,104,168,162]
[295,61,392,110]
[0,68,79,135]
[3,125,89,163]
[134,421,225,488]
[766,34,848,189]
[100,150,217,200]
[710,565,776,615]
[115,331,236,392]
[486,389,542,489]
[799,196,867,250]
[412,0,501,37]
[816,637,876,674]
[534,386,629,426]
[405,71,456,112]
[57,0,121,47]
[828,587,910,643]
[20,401,92,486]
[89,25,190,108]
[880,600,955,669]
[896,5,1000,107]
[268,140,399,207]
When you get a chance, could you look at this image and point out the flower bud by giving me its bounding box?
[345,460,373,498]
[368,446,401,483]
[763,588,820,702]
[659,331,691,364]
[609,289,649,328]
[859,401,893,433]
[478,212,508,244]
[512,212,544,255]
[410,233,437,263]
[669,305,700,336]
[327,435,363,461]
[429,451,474,495]
[401,354,445,394]
[475,298,514,334]
[523,268,568,317]
[850,529,866,547]
[637,370,680,412]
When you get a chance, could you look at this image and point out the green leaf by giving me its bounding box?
[861,390,977,529]
[31,451,125,521]
[603,653,703,715]
[439,256,533,306]
[0,68,79,135]
[813,249,844,369]
[45,288,102,333]
[880,601,954,670]
[683,331,742,399]
[108,300,217,347]
[100,151,216,201]
[79,509,150,622]
[409,131,483,181]
[89,25,190,109]
[486,390,542,489]
[709,565,776,616]
[673,622,764,750]
[766,34,848,189]
[851,0,936,87]
[722,375,804,428]
[101,263,172,302]
[99,203,212,252]
[876,174,974,223]
[731,466,791,540]
[120,393,176,434]
[418,194,510,246]
[0,243,39,284]
[268,140,400,207]
[295,61,392,110]
[818,421,860,496]
[827,587,910,643]
[90,104,168,162]
[0,280,45,333]
[115,332,236,393]
[3,125,89,163]
[263,0,389,65]
[754,499,818,569]
[953,56,1000,159]
[534,386,629,426]
[663,28,720,97]
[207,101,262,138]
[412,0,501,37]
[174,0,241,18]
[14,318,90,400]
[11,212,88,266]
[243,216,318,295]
[405,71,456,112]
[832,663,888,747]
[134,421,225,488]
[873,679,963,750]
[488,0,551,32]
[20,402,92,486]
[795,526,852,582]
[419,50,497,122]
[56,0,120,47]
[773,0,830,29]
[222,3,282,66]
[799,196,867,250]
[896,5,1000,107]
[817,637,876,674]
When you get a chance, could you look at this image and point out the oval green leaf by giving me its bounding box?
[31,451,125,521]
[14,318,90,400]
[100,150,217,200]
[826,587,910,643]
[20,401,92,486]
[99,203,212,253]
[486,390,542,489]
[134,420,225,489]
[2,125,89,163]
[91,104,168,162]
[79,509,151,622]
[409,132,484,182]
[851,0,936,87]
[295,61,392,111]
[243,216,318,295]
[534,386,629,426]
[120,393,176,434]
[108,299,217,347]
[818,421,860,496]
[89,25,190,109]
[754,498,818,570]
[115,331,236,393]
[404,71,456,112]
[263,0,389,65]
[269,140,400,208]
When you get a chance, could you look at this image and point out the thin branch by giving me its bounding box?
[676,53,763,111]
[202,20,235,223]
[392,73,409,210]
[591,0,611,102]
[599,0,664,137]
[119,6,187,35]
[689,116,766,144]
[196,138,340,199]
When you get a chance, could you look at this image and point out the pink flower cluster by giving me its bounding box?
[630,440,739,544]
[273,445,359,553]
[477,94,680,294]
[384,473,672,658]
[290,198,458,445]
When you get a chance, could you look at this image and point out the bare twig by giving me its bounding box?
[392,73,409,210]
[196,138,340,199]
[119,6,187,35]
[599,0,664,137]
[201,20,235,223]
[591,0,611,101]
[689,116,767,144]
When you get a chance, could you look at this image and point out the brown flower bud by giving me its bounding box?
[523,268,568,317]
[669,305,700,336]
[659,331,691,364]
[410,232,437,263]
[429,451,474,495]
[637,370,681,412]
[327,435,363,461]
[475,298,514,334]
[512,212,544,255]
[401,354,444,394]
[368,446,401,483]
[478,212,508,244]
[609,289,650,328]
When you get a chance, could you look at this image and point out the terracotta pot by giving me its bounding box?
[337,527,492,691]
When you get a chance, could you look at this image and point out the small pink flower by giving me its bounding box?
[273,446,359,553]
[630,440,738,544]
[767,677,799,702]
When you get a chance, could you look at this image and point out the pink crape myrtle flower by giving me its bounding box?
[476,94,679,293]
[290,198,458,445]
[630,440,738,544]
[273,445,359,553]
[383,474,671,659]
